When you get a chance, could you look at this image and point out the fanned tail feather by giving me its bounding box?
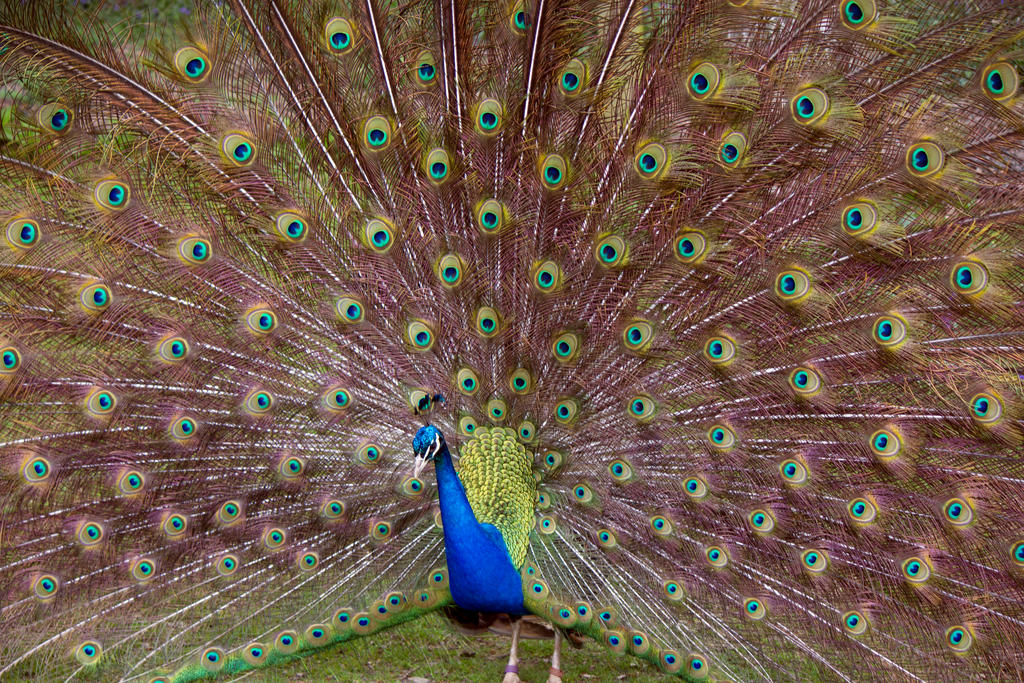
[2,1,1024,681]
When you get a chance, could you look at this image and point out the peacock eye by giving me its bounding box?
[355,441,383,466]
[946,625,973,653]
[790,87,830,125]
[705,545,729,568]
[539,153,567,189]
[510,2,531,34]
[509,367,533,394]
[703,335,736,365]
[743,598,767,620]
[872,314,908,348]
[559,59,587,96]
[6,217,41,250]
[406,320,435,351]
[608,459,633,483]
[622,320,654,352]
[847,497,878,524]
[747,509,775,533]
[869,427,903,459]
[37,102,73,134]
[436,253,465,288]
[415,51,437,85]
[92,178,130,211]
[950,260,989,296]
[942,497,974,527]
[177,235,212,265]
[840,0,878,29]
[275,630,299,654]
[475,306,501,337]
[458,415,478,435]
[900,556,931,583]
[131,557,157,582]
[564,484,588,505]
[156,336,190,362]
[788,366,822,396]
[170,416,198,440]
[297,552,320,571]
[1,346,21,373]
[981,62,1019,101]
[517,420,536,442]
[454,367,479,395]
[651,516,672,535]
[243,389,274,415]
[245,306,277,335]
[325,18,356,53]
[335,295,365,324]
[474,98,503,135]
[75,641,102,665]
[627,395,656,422]
[364,217,398,253]
[486,398,507,422]
[476,198,507,234]
[905,141,944,177]
[634,142,669,180]
[687,63,721,100]
[220,133,256,167]
[801,548,829,574]
[596,528,618,548]
[594,234,629,267]
[543,450,563,470]
[174,46,211,81]
[531,259,562,293]
[707,424,736,450]
[718,131,747,166]
[424,148,451,183]
[85,388,117,417]
[683,475,708,499]
[842,610,869,635]
[675,230,709,264]
[775,268,812,302]
[362,115,392,151]
[841,200,879,237]
[779,458,808,485]
[968,391,1003,425]
[22,455,52,484]
[551,331,581,362]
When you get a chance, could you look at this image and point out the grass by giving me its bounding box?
[185,613,675,683]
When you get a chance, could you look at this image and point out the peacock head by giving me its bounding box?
[412,424,446,478]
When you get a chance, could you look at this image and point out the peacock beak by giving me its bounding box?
[412,431,442,478]
[413,454,430,479]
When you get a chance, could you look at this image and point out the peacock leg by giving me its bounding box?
[502,617,522,683]
[547,628,563,683]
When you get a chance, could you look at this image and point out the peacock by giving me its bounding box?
[3,0,1024,681]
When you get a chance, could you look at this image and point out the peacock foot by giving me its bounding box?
[502,663,521,683]
[547,666,563,683]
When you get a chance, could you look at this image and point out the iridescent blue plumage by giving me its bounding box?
[413,425,526,614]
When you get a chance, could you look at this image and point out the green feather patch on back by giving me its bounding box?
[456,427,535,568]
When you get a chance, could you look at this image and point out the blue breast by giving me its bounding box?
[434,444,526,614]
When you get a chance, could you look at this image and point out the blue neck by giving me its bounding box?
[434,444,526,614]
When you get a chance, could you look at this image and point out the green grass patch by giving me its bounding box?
[212,613,675,682]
